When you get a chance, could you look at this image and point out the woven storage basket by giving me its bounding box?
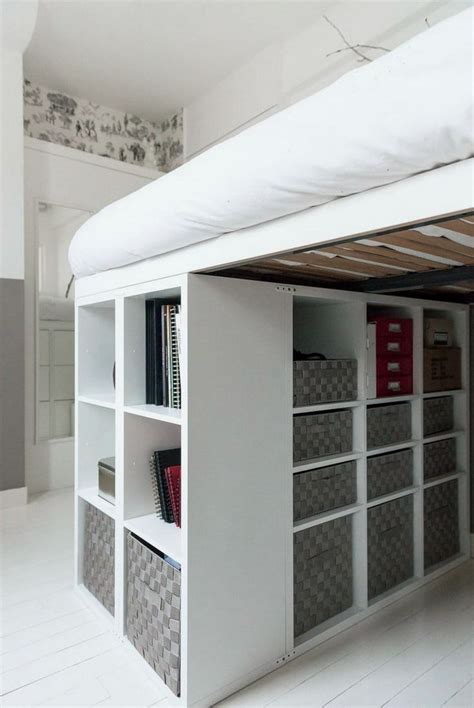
[126,533,181,696]
[83,502,115,616]
[367,448,413,500]
[293,461,356,521]
[423,396,454,437]
[293,359,357,407]
[424,480,459,570]
[293,409,352,463]
[367,495,413,600]
[294,516,352,638]
[367,402,411,449]
[423,438,457,481]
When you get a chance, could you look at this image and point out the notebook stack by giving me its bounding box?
[149,448,182,527]
[146,300,182,409]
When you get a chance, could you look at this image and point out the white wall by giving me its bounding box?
[24,140,159,493]
[184,0,471,158]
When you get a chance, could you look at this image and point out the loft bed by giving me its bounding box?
[72,10,472,708]
[72,8,473,301]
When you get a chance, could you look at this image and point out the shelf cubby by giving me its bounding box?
[123,411,181,524]
[77,300,116,402]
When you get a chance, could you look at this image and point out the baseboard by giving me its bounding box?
[0,486,27,509]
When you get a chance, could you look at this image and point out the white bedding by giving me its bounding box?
[69,8,473,278]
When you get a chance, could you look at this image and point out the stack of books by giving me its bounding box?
[146,300,182,409]
[149,448,181,527]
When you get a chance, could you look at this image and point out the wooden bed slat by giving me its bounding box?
[339,242,445,270]
[374,232,473,264]
[320,245,411,272]
[267,258,363,280]
[388,230,474,261]
[279,252,401,277]
[436,219,474,237]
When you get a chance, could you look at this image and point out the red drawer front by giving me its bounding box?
[376,356,412,377]
[376,375,413,397]
[376,336,412,356]
[371,317,413,339]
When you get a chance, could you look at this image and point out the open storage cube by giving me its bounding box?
[77,300,115,403]
[424,480,459,570]
[293,516,353,638]
[293,461,356,521]
[423,438,457,481]
[367,402,411,449]
[367,495,414,600]
[293,409,353,462]
[82,501,115,615]
[126,532,181,696]
[367,448,413,500]
[423,396,454,436]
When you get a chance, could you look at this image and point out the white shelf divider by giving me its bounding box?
[124,514,182,564]
[78,486,116,519]
[124,404,181,425]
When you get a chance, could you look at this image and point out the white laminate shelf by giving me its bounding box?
[423,470,466,489]
[423,389,465,398]
[78,394,116,410]
[124,514,182,564]
[367,486,418,508]
[293,503,362,532]
[423,430,464,443]
[366,394,419,405]
[123,404,181,425]
[293,451,363,473]
[77,486,116,518]
[366,440,419,457]
[293,400,361,415]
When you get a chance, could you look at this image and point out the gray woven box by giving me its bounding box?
[293,409,352,463]
[423,396,454,437]
[294,462,356,522]
[424,438,457,481]
[367,449,413,500]
[367,402,411,450]
[367,495,413,600]
[83,502,115,616]
[293,360,357,408]
[126,533,181,696]
[424,480,459,570]
[294,516,352,638]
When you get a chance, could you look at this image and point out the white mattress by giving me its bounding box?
[69,8,473,278]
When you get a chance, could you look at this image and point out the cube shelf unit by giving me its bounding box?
[75,274,470,707]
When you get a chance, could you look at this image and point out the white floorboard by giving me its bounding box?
[0,488,472,707]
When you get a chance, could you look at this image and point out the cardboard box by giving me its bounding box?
[423,348,461,392]
[424,318,453,347]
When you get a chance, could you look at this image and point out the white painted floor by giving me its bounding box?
[0,488,473,707]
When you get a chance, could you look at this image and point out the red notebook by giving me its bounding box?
[165,465,181,528]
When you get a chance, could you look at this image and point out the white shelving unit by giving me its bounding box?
[75,274,470,707]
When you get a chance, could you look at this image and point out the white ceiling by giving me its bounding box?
[24,0,329,121]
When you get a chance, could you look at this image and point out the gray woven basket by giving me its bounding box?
[367,495,413,600]
[294,516,352,638]
[126,533,181,696]
[83,502,115,616]
[423,438,457,481]
[293,359,357,407]
[367,402,411,449]
[424,480,459,570]
[293,461,356,521]
[423,396,454,437]
[367,448,413,500]
[293,409,352,463]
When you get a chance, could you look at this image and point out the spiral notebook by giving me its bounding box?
[150,448,181,523]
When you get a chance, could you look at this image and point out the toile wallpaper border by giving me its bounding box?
[23,79,184,173]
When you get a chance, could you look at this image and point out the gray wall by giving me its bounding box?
[0,278,25,491]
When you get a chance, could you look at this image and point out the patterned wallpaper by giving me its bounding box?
[23,79,183,172]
